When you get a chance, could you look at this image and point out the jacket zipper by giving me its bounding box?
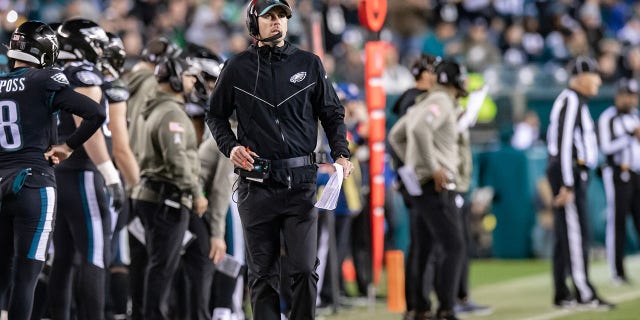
[268,48,292,189]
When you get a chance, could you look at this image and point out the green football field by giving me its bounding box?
[320,255,640,320]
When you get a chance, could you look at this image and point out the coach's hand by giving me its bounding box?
[335,157,354,179]
[231,146,259,170]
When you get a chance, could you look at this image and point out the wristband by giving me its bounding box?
[97,161,121,186]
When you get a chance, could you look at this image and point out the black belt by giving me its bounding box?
[140,177,181,196]
[270,153,328,169]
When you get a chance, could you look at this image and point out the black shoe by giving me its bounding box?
[553,299,576,309]
[436,310,459,320]
[414,311,434,320]
[454,299,493,316]
[578,298,616,311]
[402,311,415,320]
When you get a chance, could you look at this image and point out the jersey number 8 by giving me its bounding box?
[0,101,22,150]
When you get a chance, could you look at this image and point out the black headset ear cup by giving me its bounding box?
[168,59,184,92]
[246,3,259,37]
[156,58,184,92]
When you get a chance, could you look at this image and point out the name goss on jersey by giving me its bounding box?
[0,78,25,93]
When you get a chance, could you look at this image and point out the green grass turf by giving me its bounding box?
[321,255,640,320]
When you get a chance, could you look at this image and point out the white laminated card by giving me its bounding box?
[397,165,423,196]
[314,163,344,210]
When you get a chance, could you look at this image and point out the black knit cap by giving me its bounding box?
[616,78,639,94]
[568,56,599,75]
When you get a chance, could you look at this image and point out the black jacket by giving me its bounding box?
[205,42,349,186]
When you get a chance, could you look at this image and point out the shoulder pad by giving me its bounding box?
[73,70,103,86]
[104,87,130,103]
[106,78,129,90]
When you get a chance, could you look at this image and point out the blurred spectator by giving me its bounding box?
[601,0,632,36]
[522,13,547,63]
[386,0,430,64]
[332,29,365,88]
[227,31,251,56]
[381,44,416,96]
[621,45,640,79]
[578,1,604,52]
[321,0,349,53]
[459,17,501,73]
[185,0,235,55]
[617,16,640,46]
[511,111,541,150]
[501,23,528,67]
[422,5,462,58]
[565,27,594,59]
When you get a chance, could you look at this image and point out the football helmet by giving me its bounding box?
[57,19,108,64]
[102,32,126,78]
[7,20,59,68]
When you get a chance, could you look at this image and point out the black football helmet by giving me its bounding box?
[7,20,59,68]
[183,42,223,81]
[57,19,108,64]
[102,32,126,78]
[141,37,181,64]
[183,43,224,105]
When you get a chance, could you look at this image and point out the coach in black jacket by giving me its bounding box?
[205,0,353,319]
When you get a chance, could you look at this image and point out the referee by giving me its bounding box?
[598,78,640,285]
[546,56,613,310]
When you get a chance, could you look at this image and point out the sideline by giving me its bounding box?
[520,289,640,320]
[466,255,640,320]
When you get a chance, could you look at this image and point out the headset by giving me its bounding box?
[155,57,184,92]
[245,0,290,42]
[246,0,260,39]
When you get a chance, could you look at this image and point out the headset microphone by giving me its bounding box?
[256,31,283,43]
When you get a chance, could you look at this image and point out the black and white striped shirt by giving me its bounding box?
[598,106,640,171]
[547,89,599,187]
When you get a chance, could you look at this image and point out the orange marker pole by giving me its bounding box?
[359,0,388,291]
[365,41,386,286]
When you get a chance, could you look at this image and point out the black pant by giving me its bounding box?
[134,199,189,320]
[602,167,640,280]
[50,170,111,320]
[409,181,464,314]
[456,192,470,301]
[404,202,435,313]
[237,180,318,320]
[183,215,215,320]
[0,169,56,320]
[547,163,598,303]
[350,198,372,296]
[128,228,147,320]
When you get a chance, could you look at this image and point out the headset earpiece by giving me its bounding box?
[155,58,184,92]
[246,1,259,38]
[170,59,184,92]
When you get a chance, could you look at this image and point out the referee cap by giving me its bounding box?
[568,56,599,76]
